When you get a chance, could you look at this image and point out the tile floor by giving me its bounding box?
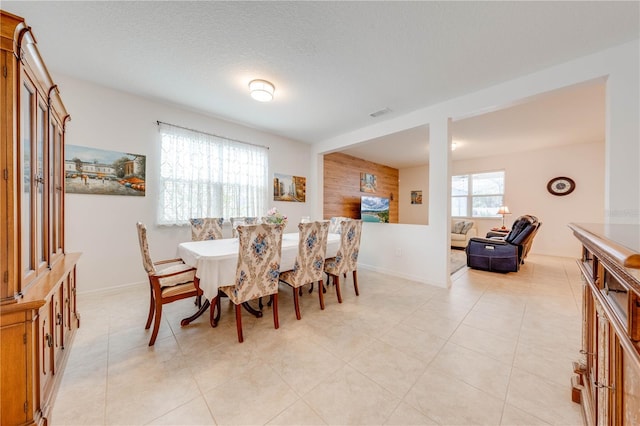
[52,254,585,425]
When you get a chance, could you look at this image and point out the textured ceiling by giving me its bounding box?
[2,1,638,164]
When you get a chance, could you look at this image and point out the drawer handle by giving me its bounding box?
[56,313,62,325]
[45,333,53,348]
[579,349,595,356]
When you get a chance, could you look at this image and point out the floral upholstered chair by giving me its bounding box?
[328,216,350,234]
[189,217,224,241]
[279,221,329,320]
[210,223,284,343]
[323,219,363,308]
[230,217,259,238]
[136,222,202,346]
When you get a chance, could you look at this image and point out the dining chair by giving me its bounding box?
[322,219,363,308]
[328,216,350,234]
[278,221,329,320]
[210,223,284,343]
[230,216,258,237]
[136,222,203,346]
[189,217,224,240]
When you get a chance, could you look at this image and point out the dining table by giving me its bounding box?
[178,232,341,325]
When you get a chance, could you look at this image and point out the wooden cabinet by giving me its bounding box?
[0,10,80,426]
[569,223,640,425]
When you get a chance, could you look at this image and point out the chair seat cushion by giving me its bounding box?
[161,281,197,298]
[155,263,196,287]
[324,257,342,275]
[450,233,467,242]
[278,269,300,287]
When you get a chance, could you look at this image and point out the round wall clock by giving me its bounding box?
[547,177,575,196]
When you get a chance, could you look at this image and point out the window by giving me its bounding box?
[158,123,268,225]
[452,171,505,217]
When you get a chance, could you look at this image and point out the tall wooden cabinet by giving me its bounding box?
[1,10,80,426]
[569,223,640,425]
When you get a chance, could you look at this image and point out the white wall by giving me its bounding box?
[58,76,312,293]
[452,141,605,257]
[399,165,429,225]
[312,39,639,288]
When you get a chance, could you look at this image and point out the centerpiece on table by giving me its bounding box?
[264,207,287,227]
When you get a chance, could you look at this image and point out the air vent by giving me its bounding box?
[369,107,392,118]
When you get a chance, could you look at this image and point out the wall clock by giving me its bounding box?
[547,177,575,196]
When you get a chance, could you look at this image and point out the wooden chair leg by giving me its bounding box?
[318,279,325,310]
[272,293,279,329]
[145,285,155,329]
[335,276,342,303]
[210,295,221,327]
[308,282,314,294]
[293,286,301,320]
[149,300,162,346]
[353,270,359,296]
[235,304,244,343]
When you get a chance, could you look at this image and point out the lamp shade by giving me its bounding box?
[497,206,511,215]
[249,79,275,102]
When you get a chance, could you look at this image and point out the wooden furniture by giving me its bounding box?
[569,223,640,425]
[0,10,80,426]
[135,222,202,346]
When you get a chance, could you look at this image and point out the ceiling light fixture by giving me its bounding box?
[249,79,275,102]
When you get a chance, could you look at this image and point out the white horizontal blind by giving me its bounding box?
[158,123,268,225]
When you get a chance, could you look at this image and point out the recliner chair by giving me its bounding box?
[465,215,541,273]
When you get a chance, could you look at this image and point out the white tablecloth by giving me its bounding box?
[178,232,341,299]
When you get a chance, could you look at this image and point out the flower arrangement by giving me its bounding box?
[265,207,287,225]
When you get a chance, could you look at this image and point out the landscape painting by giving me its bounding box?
[273,173,306,202]
[360,195,390,223]
[65,145,146,196]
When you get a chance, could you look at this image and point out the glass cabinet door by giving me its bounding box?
[36,100,48,272]
[20,79,35,285]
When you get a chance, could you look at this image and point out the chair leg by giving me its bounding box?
[308,282,314,294]
[293,286,301,320]
[272,293,279,329]
[335,276,343,303]
[195,294,202,308]
[235,304,244,343]
[210,295,221,327]
[318,279,325,310]
[149,300,162,346]
[145,286,155,330]
[353,270,359,296]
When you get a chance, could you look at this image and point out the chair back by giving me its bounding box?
[136,222,155,274]
[288,221,330,284]
[189,217,224,241]
[328,216,350,234]
[505,215,538,245]
[230,223,284,304]
[334,220,363,274]
[231,217,259,237]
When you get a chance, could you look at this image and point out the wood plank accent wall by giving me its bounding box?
[323,152,399,222]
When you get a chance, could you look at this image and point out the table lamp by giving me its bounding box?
[497,206,511,229]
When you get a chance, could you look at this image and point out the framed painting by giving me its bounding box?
[360,173,377,193]
[411,190,423,204]
[274,173,306,202]
[65,145,146,196]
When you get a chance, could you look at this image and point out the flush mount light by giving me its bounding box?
[249,79,275,102]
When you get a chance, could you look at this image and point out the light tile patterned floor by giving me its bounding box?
[52,254,584,425]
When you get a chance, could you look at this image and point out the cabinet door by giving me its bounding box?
[49,117,64,263]
[595,301,611,425]
[20,75,36,287]
[0,321,29,425]
[621,347,640,425]
[39,299,54,398]
[53,287,64,371]
[35,98,49,274]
